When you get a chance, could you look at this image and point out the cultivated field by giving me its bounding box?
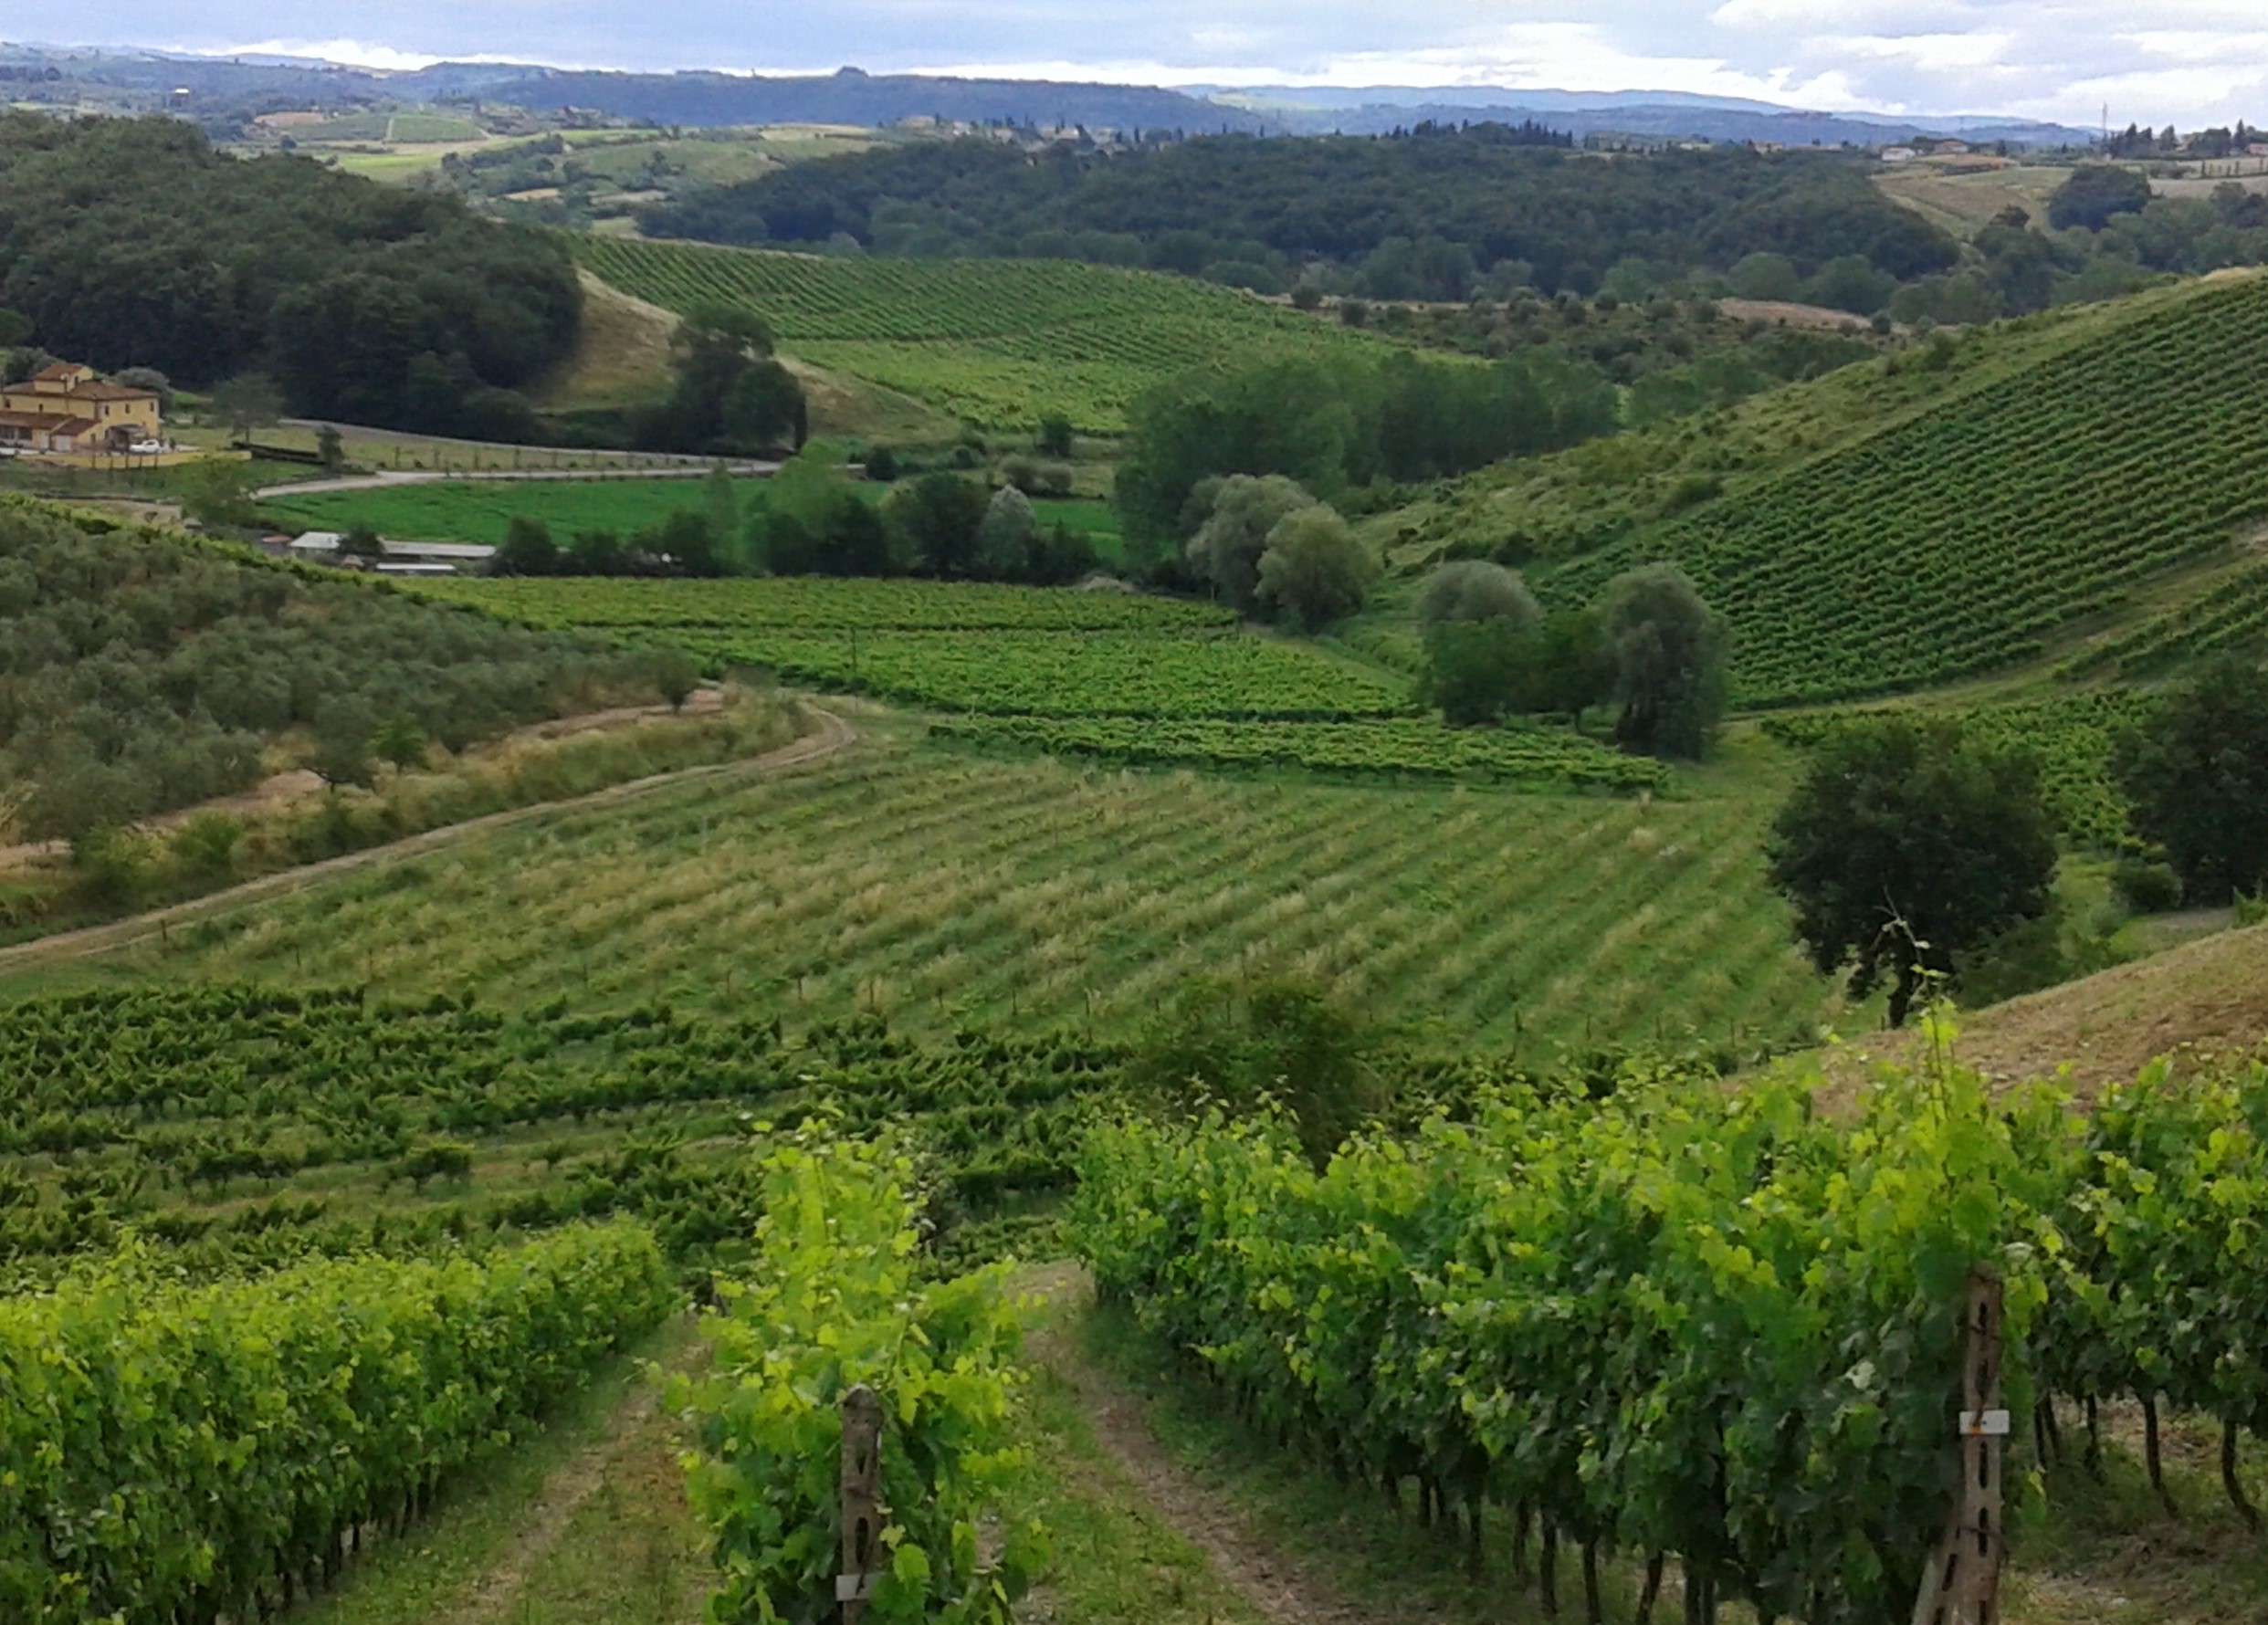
[407,575,1649,785]
[572,236,1397,430]
[41,739,1829,1055]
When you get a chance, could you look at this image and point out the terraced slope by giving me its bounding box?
[1540,271,2268,705]
[572,236,1391,430]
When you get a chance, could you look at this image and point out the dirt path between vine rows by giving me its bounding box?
[436,1385,666,1625]
[0,702,857,978]
[1018,1263,1393,1625]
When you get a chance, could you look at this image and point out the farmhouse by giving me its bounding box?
[0,362,162,455]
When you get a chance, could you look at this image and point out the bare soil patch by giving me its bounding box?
[1822,921,2268,1102]
[1717,298,1875,332]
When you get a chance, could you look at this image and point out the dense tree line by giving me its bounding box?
[489,458,1099,587]
[0,114,581,438]
[644,132,1959,300]
[1415,559,1729,760]
[1889,167,2268,324]
[1114,351,1618,554]
[0,499,667,841]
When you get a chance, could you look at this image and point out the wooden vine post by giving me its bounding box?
[839,1384,884,1625]
[1910,1265,2007,1625]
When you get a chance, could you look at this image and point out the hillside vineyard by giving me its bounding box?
[1554,274,2268,703]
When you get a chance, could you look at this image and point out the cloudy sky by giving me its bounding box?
[46,1,2268,127]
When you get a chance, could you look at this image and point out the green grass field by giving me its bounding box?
[572,237,1397,431]
[30,732,1829,1055]
[263,477,1119,552]
[263,478,773,546]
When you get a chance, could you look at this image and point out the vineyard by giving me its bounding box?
[665,628,1417,719]
[1530,271,2268,704]
[408,574,1236,632]
[571,236,1394,430]
[0,1220,676,1624]
[413,575,1664,787]
[0,985,1117,1284]
[1761,688,2150,849]
[47,746,1826,1054]
[674,1129,1041,1624]
[2057,551,2268,678]
[1074,1038,2268,1623]
[927,713,1668,792]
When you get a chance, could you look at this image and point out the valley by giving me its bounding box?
[5,60,2268,1625]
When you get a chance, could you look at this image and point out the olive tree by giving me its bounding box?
[1415,560,1542,630]
[1185,475,1318,613]
[1255,506,1378,631]
[975,485,1039,579]
[1600,563,1728,760]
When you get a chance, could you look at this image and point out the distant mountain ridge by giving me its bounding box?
[0,43,2091,146]
[1208,86,2093,146]
[0,45,1267,135]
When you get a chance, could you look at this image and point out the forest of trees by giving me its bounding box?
[1113,349,1620,553]
[0,499,668,843]
[643,131,1961,300]
[1885,165,2268,324]
[0,114,582,438]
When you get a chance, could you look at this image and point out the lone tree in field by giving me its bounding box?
[654,648,700,713]
[2115,655,2268,904]
[1256,505,1377,631]
[492,515,559,576]
[975,485,1039,578]
[646,303,806,455]
[1600,563,1728,760]
[1767,718,2058,1026]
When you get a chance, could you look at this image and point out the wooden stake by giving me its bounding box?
[1910,1265,2006,1625]
[839,1384,883,1624]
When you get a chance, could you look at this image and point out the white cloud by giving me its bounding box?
[68,1,2268,126]
[206,38,446,70]
[1826,32,2020,75]
[923,24,1877,110]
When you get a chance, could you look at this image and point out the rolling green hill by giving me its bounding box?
[1395,270,2268,707]
[572,236,1394,432]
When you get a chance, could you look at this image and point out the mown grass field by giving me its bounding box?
[34,733,1833,1056]
[572,236,1397,431]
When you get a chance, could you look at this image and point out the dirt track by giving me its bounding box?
[1021,1263,1394,1625]
[0,703,856,979]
